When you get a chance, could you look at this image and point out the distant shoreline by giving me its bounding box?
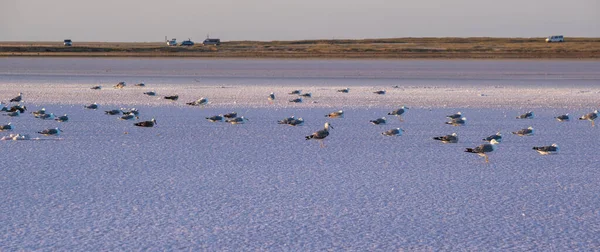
[1,37,599,59]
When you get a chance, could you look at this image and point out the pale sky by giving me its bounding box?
[0,0,598,42]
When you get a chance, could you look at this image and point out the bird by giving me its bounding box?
[382,128,403,136]
[373,90,386,95]
[0,122,13,131]
[278,116,296,125]
[289,98,303,103]
[446,117,466,126]
[32,108,46,117]
[306,122,332,147]
[9,134,30,141]
[533,144,559,155]
[223,112,238,119]
[5,110,20,117]
[289,90,302,95]
[134,118,156,127]
[512,126,534,136]
[122,108,139,116]
[433,133,458,143]
[55,114,69,122]
[388,106,408,121]
[555,114,570,122]
[114,82,126,89]
[143,91,156,96]
[299,93,312,98]
[325,110,344,118]
[465,139,500,163]
[38,127,62,136]
[516,111,534,119]
[579,110,598,127]
[164,95,179,101]
[90,85,102,90]
[206,115,224,122]
[39,113,55,120]
[337,88,350,93]
[84,103,98,110]
[186,97,208,106]
[0,102,5,111]
[446,112,462,119]
[6,104,26,113]
[120,114,138,120]
[288,117,304,126]
[370,117,386,125]
[226,116,248,124]
[268,92,275,101]
[10,93,22,103]
[135,82,146,87]
[483,132,502,142]
[105,109,122,115]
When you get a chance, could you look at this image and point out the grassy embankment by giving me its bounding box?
[1,37,599,58]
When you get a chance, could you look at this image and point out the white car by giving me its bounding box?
[546,35,564,43]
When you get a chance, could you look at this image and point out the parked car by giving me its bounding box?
[63,39,72,46]
[203,38,221,46]
[546,35,564,43]
[166,38,177,46]
[180,39,194,46]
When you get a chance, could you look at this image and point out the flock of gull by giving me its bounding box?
[2,82,599,163]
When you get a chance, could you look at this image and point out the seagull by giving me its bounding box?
[143,91,156,96]
[105,109,122,115]
[10,134,30,140]
[134,118,156,127]
[370,117,387,125]
[84,103,98,110]
[289,98,303,103]
[288,117,304,126]
[325,110,344,118]
[579,110,598,127]
[206,115,224,122]
[120,114,138,120]
[306,122,332,147]
[186,97,208,106]
[55,114,69,122]
[483,132,502,142]
[433,133,458,143]
[278,116,296,125]
[299,93,312,98]
[337,88,350,93]
[516,111,534,119]
[38,127,62,136]
[90,85,102,90]
[388,106,408,121]
[382,128,403,136]
[32,108,46,117]
[39,113,55,120]
[533,144,559,155]
[135,82,146,87]
[268,92,275,101]
[223,112,238,119]
[122,108,139,116]
[446,117,466,126]
[10,93,22,102]
[6,104,26,113]
[5,110,20,117]
[373,90,386,95]
[512,126,534,136]
[465,139,500,163]
[289,90,301,95]
[164,95,179,101]
[447,112,462,119]
[114,82,126,89]
[226,116,248,124]
[555,114,570,122]
[0,122,13,131]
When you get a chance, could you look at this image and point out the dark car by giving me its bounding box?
[180,39,194,46]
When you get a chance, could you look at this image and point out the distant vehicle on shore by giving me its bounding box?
[203,38,221,46]
[166,38,177,46]
[63,39,72,46]
[180,39,194,46]
[546,35,564,43]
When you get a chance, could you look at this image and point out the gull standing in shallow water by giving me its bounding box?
[555,114,569,122]
[9,93,22,103]
[268,92,275,103]
[433,133,458,143]
[38,128,62,136]
[446,117,466,126]
[55,114,69,122]
[325,110,344,118]
[512,126,534,136]
[465,139,500,163]
[206,115,224,122]
[306,122,332,147]
[84,103,98,110]
[447,112,462,119]
[579,110,598,127]
[0,122,13,131]
[134,118,156,127]
[483,132,502,142]
[226,116,248,124]
[533,144,559,155]
[382,128,403,136]
[517,111,534,119]
[388,106,408,122]
[370,117,386,125]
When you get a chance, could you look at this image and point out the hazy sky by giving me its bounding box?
[1,0,598,42]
